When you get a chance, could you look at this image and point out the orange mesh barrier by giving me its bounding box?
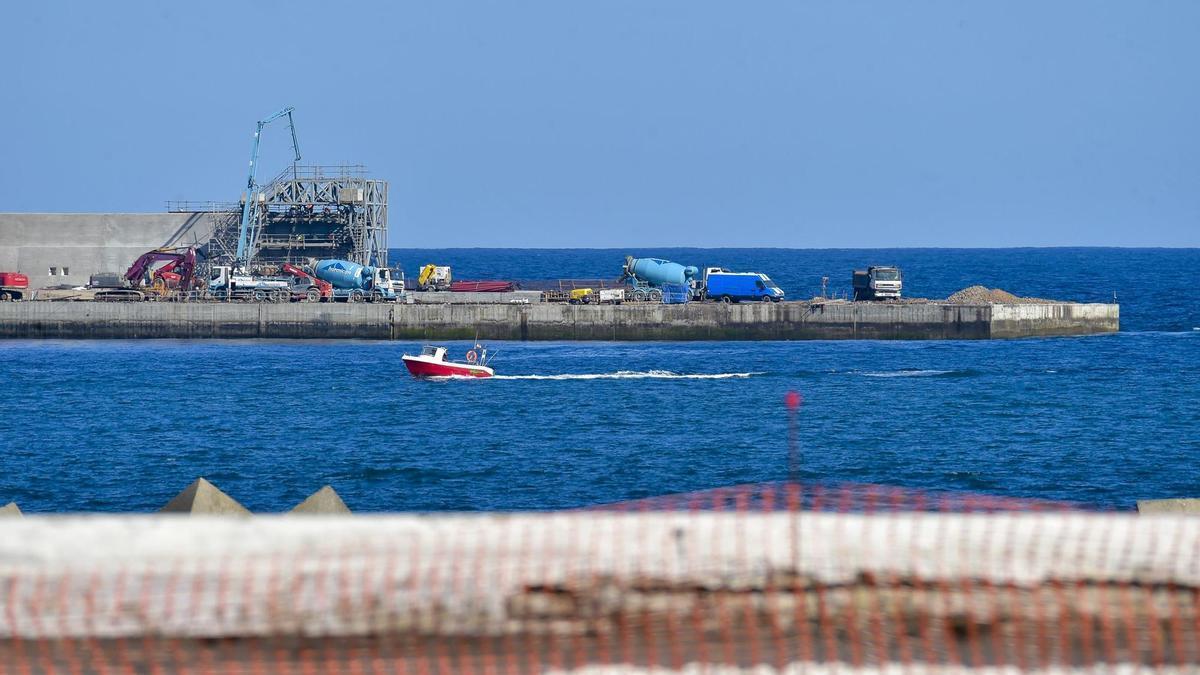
[0,483,1196,674]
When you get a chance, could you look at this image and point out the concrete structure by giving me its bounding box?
[0,212,214,288]
[0,512,1195,672]
[0,502,21,517]
[160,477,250,515]
[1137,498,1200,514]
[289,486,352,514]
[199,165,389,268]
[0,300,1119,340]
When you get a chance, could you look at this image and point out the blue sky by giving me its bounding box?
[2,1,1197,247]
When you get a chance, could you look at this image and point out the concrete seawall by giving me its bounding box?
[0,212,213,289]
[0,300,1118,340]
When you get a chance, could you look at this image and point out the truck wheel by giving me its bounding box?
[760,295,772,303]
[633,290,647,302]
[305,288,320,303]
[0,292,9,302]
[720,295,732,304]
[371,290,385,303]
[253,290,266,302]
[649,289,663,302]
[348,290,364,303]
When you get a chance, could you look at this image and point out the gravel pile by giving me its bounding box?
[945,286,1054,304]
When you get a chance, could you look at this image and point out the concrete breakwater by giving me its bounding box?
[0,300,1118,340]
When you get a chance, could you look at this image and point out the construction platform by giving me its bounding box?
[0,300,1118,340]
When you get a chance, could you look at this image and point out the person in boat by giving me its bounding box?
[467,344,486,364]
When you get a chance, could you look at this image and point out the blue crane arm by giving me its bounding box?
[235,107,301,267]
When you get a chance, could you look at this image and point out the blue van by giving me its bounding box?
[704,272,784,303]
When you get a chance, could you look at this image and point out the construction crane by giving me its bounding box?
[235,107,301,269]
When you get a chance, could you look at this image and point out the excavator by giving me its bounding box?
[94,248,199,301]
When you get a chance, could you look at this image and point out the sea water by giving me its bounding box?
[0,248,1196,512]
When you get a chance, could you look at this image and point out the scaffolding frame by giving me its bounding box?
[170,165,388,273]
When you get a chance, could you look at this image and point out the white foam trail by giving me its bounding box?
[860,369,953,378]
[491,370,763,381]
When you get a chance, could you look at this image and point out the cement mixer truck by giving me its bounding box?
[620,256,699,302]
[312,259,397,303]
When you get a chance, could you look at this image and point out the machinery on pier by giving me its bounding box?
[853,266,903,301]
[172,107,390,280]
[235,107,301,270]
[620,256,698,302]
[281,263,332,302]
[93,248,199,301]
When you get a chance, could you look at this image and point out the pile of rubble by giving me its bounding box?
[946,286,1053,305]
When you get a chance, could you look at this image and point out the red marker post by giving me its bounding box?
[786,391,803,483]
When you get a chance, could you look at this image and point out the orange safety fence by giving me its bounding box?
[0,482,1196,674]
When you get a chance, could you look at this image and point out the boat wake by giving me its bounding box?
[860,369,956,378]
[491,370,763,381]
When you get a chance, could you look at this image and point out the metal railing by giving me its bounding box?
[164,200,239,213]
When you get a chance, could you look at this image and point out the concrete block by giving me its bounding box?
[160,478,251,515]
[0,502,22,517]
[1137,498,1200,514]
[0,300,1120,341]
[289,486,351,515]
[0,212,215,289]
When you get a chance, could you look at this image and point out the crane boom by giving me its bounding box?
[235,107,301,268]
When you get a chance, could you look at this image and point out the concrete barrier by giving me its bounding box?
[289,486,351,514]
[0,300,1119,340]
[160,478,250,515]
[0,512,1193,640]
[1137,498,1200,514]
[0,212,214,289]
[0,511,1192,671]
[0,502,21,517]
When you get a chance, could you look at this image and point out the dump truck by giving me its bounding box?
[0,273,29,301]
[852,266,903,301]
[313,259,397,302]
[417,264,452,291]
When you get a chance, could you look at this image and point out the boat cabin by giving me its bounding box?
[421,346,448,361]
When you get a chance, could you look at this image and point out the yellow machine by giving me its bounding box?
[569,288,594,304]
[417,264,452,291]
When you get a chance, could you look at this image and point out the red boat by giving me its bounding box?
[402,345,494,378]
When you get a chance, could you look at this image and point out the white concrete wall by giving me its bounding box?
[0,213,214,288]
[0,301,1120,340]
[989,302,1120,338]
[0,512,1194,640]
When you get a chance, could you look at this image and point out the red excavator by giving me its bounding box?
[95,248,198,301]
[281,263,332,302]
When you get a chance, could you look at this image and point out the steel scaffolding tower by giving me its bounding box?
[175,165,388,272]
